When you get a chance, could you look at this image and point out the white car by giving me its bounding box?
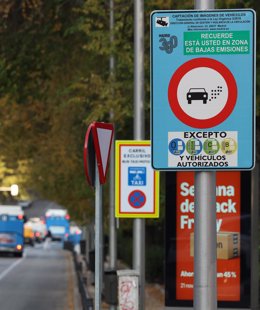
[28,217,47,242]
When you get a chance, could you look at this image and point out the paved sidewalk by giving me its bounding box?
[145,283,164,310]
[85,269,164,309]
[68,252,83,310]
[76,253,165,309]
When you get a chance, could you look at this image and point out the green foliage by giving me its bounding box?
[0,0,259,227]
[146,244,164,283]
[0,0,258,284]
[117,228,132,267]
[0,1,84,103]
[0,0,93,219]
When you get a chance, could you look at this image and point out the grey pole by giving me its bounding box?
[109,145,116,268]
[194,1,216,310]
[109,0,116,272]
[251,165,259,309]
[95,163,103,310]
[195,0,215,9]
[194,172,217,310]
[109,2,117,310]
[133,0,145,309]
[109,142,116,310]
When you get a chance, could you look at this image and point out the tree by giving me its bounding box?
[0,0,258,222]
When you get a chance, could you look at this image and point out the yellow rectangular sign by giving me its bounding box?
[115,140,160,218]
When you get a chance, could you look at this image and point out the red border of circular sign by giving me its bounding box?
[128,190,146,209]
[168,58,237,129]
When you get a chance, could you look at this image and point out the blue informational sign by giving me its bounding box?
[128,167,147,186]
[151,10,255,170]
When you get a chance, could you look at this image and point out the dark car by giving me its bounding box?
[187,88,208,104]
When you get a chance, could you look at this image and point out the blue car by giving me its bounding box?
[45,209,70,241]
[68,225,82,246]
[0,205,24,257]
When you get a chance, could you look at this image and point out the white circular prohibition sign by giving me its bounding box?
[168,58,237,129]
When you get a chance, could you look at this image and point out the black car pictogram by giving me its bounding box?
[187,88,208,104]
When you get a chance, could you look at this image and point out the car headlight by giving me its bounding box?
[203,94,207,97]
[188,94,191,98]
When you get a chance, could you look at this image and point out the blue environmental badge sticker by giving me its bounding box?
[169,138,185,155]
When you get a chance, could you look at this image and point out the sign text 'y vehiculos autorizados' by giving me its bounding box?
[151,9,255,170]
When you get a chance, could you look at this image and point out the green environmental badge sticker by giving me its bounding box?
[186,138,202,155]
[221,138,237,155]
[203,138,220,155]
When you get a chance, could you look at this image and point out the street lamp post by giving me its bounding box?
[0,184,19,196]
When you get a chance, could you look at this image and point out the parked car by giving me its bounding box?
[68,224,82,246]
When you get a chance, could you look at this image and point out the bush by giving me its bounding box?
[146,244,164,283]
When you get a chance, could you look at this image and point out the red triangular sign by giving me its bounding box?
[92,122,114,184]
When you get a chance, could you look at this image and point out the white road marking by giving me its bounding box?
[0,254,26,281]
[43,238,51,250]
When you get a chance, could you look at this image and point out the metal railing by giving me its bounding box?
[73,252,93,310]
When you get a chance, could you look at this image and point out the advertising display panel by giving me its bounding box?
[165,171,251,308]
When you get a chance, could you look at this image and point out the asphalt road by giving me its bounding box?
[0,241,78,310]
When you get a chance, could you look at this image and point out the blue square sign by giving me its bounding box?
[128,167,147,186]
[151,9,255,170]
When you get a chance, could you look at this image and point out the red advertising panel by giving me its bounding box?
[176,171,240,301]
[165,171,251,309]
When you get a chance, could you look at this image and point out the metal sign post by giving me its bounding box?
[109,2,117,309]
[95,161,103,310]
[133,0,145,309]
[194,172,217,310]
[194,2,217,310]
[193,2,216,310]
[83,122,114,310]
